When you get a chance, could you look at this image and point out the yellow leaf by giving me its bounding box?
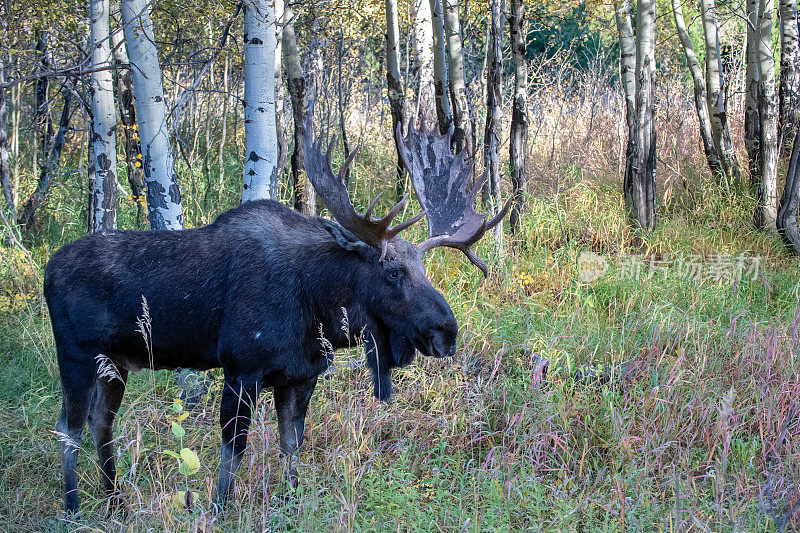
[180,448,200,473]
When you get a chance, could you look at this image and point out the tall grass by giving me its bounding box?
[1,65,799,531]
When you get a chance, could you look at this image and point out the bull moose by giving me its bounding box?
[44,124,509,515]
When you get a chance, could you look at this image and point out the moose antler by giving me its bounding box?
[304,125,425,259]
[396,122,511,277]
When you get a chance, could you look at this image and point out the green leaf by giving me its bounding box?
[171,421,185,439]
[180,448,200,474]
[172,401,183,413]
[162,449,180,459]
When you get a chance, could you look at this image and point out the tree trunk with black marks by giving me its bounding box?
[275,0,288,190]
[110,5,145,227]
[90,0,118,233]
[87,116,96,234]
[19,85,74,231]
[203,20,214,204]
[336,31,352,184]
[218,50,229,204]
[754,0,779,230]
[745,0,761,197]
[614,0,637,219]
[34,30,52,181]
[123,0,200,400]
[779,0,800,156]
[386,0,407,199]
[11,82,20,211]
[508,0,527,233]
[442,0,473,163]
[672,0,724,179]
[483,0,502,198]
[483,0,503,249]
[242,0,279,203]
[778,112,800,252]
[121,0,184,231]
[614,0,635,118]
[306,44,322,215]
[624,0,657,231]
[429,0,452,134]
[699,0,740,184]
[283,3,312,214]
[0,53,13,221]
[413,0,435,126]
[477,14,491,140]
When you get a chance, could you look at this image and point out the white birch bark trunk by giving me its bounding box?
[779,0,800,153]
[745,0,761,193]
[282,3,312,214]
[413,0,435,125]
[778,0,800,244]
[508,0,527,232]
[484,0,503,251]
[672,0,724,178]
[614,0,635,121]
[0,53,13,220]
[429,0,452,134]
[121,0,184,230]
[699,0,740,182]
[90,0,118,232]
[306,45,321,216]
[87,117,96,233]
[11,83,20,210]
[242,0,279,203]
[626,0,657,230]
[778,120,800,251]
[614,0,637,217]
[386,0,405,125]
[274,0,288,183]
[110,5,146,227]
[0,12,11,219]
[442,0,473,161]
[386,0,407,193]
[756,0,779,229]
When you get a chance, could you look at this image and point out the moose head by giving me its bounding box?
[304,122,511,398]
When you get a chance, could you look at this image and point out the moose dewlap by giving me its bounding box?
[44,124,508,515]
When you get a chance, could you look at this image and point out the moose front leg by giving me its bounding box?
[214,375,261,509]
[274,377,318,488]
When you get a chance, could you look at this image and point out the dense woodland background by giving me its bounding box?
[1,0,799,243]
[1,0,800,530]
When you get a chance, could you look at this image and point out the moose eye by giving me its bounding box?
[387,270,400,280]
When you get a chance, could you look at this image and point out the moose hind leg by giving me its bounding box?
[214,375,261,508]
[274,377,318,488]
[57,358,97,515]
[88,365,128,503]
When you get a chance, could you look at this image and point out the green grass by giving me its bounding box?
[1,149,800,532]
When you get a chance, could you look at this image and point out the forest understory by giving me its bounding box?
[1,66,799,531]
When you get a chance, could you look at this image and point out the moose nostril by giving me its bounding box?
[425,335,438,356]
[445,343,456,358]
[424,332,456,358]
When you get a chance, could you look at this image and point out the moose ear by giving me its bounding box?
[319,218,373,256]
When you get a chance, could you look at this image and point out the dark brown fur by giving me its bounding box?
[44,199,457,514]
